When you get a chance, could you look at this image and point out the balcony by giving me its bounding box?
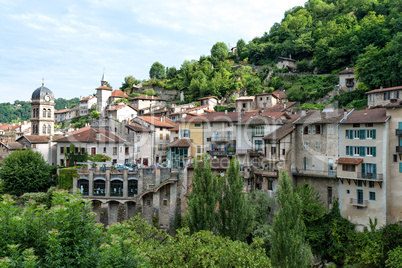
[346,82,355,87]
[211,135,234,143]
[208,150,236,157]
[350,198,368,207]
[356,172,383,180]
[253,169,278,177]
[395,129,402,136]
[248,149,263,157]
[293,168,336,177]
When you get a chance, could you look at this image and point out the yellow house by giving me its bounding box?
[177,116,205,159]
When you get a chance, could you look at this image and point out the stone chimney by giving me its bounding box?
[343,109,348,120]
[284,103,287,109]
[301,110,307,117]
[380,86,383,91]
[225,110,228,115]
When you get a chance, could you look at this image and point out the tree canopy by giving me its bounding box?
[149,62,166,79]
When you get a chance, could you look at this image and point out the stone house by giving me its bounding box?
[276,57,297,72]
[339,67,358,92]
[105,103,138,122]
[129,96,166,116]
[366,85,402,108]
[0,141,25,162]
[79,95,97,116]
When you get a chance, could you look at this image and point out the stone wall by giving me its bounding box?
[132,85,180,101]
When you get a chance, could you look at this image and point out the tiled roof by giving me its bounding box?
[169,125,179,131]
[80,95,95,102]
[137,116,175,128]
[263,122,295,140]
[337,158,363,165]
[366,85,402,94]
[296,110,347,124]
[126,122,151,132]
[236,96,255,101]
[56,128,125,143]
[178,112,240,123]
[0,142,24,150]
[130,95,163,101]
[20,135,51,143]
[340,108,390,124]
[0,124,10,130]
[167,139,192,148]
[96,85,112,91]
[272,90,287,99]
[239,111,290,123]
[67,126,91,135]
[198,96,218,101]
[184,105,209,113]
[338,67,356,75]
[204,109,215,113]
[110,90,129,98]
[54,109,70,114]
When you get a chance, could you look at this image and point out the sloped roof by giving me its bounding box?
[272,90,287,99]
[55,109,70,114]
[338,67,356,75]
[340,108,390,124]
[110,90,129,98]
[105,103,137,111]
[0,142,24,150]
[236,96,255,101]
[337,158,363,165]
[80,95,96,102]
[136,116,175,128]
[296,110,346,125]
[366,86,402,94]
[126,122,151,132]
[178,112,240,123]
[239,111,290,123]
[167,139,192,148]
[263,122,295,141]
[56,128,125,143]
[198,96,219,101]
[96,85,112,91]
[19,135,51,143]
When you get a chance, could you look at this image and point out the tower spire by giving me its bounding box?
[101,69,107,86]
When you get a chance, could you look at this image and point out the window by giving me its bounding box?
[315,141,321,151]
[365,123,373,127]
[366,147,376,156]
[346,189,350,194]
[159,144,163,151]
[81,148,86,154]
[346,146,350,155]
[255,140,263,150]
[125,147,129,155]
[393,154,398,162]
[75,147,79,154]
[194,123,201,128]
[32,144,36,149]
[160,133,163,140]
[137,135,141,142]
[43,108,46,117]
[166,133,170,140]
[113,147,117,155]
[263,103,267,108]
[91,147,96,155]
[315,125,321,134]
[271,146,277,156]
[369,181,374,188]
[370,94,374,102]
[396,90,400,99]
[196,145,202,154]
[137,146,140,153]
[303,126,309,135]
[353,124,360,128]
[357,180,363,187]
[60,159,64,166]
[103,147,106,153]
[342,164,355,172]
[60,147,64,154]
[353,130,360,139]
[242,103,247,108]
[42,125,46,134]
[253,126,264,136]
[66,146,70,154]
[384,92,390,100]
[303,141,309,150]
[282,149,285,155]
[303,157,309,170]
[207,137,211,142]
[268,180,273,190]
[47,109,51,118]
[366,129,373,139]
[369,191,376,201]
[181,129,190,138]
[354,146,360,156]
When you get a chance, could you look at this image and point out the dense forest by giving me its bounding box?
[124,0,401,109]
[0,98,79,124]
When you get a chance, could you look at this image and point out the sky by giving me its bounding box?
[0,0,306,103]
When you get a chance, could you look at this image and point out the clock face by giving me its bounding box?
[45,95,50,102]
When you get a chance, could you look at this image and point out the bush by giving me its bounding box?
[58,168,78,190]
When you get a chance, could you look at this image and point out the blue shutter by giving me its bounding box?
[346,146,350,155]
[224,144,228,152]
[399,122,402,129]
[373,129,376,139]
[350,146,354,156]
[346,130,350,139]
[362,163,366,174]
[373,164,377,179]
[360,146,366,156]
[186,130,190,137]
[399,163,402,173]
[211,144,214,151]
[360,130,365,139]
[373,147,376,157]
[180,129,183,138]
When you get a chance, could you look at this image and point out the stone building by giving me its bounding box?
[366,85,402,108]
[339,67,358,92]
[276,57,297,72]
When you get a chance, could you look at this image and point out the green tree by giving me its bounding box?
[246,76,263,96]
[270,171,313,268]
[0,149,55,195]
[90,110,99,119]
[64,145,88,167]
[166,66,178,79]
[217,157,252,241]
[187,154,221,234]
[120,76,139,94]
[211,42,229,61]
[149,62,166,79]
[143,88,157,96]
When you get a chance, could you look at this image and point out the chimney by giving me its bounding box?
[225,110,228,115]
[343,109,347,119]
[301,110,306,117]
[380,86,383,91]
[284,103,287,109]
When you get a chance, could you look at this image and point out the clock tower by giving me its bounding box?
[30,82,55,136]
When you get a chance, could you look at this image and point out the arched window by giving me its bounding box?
[42,108,46,117]
[47,125,51,134]
[42,125,46,134]
[47,109,51,118]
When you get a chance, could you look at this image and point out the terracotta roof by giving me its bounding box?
[178,112,240,123]
[0,142,24,150]
[110,90,129,98]
[338,67,356,75]
[204,109,215,113]
[263,122,295,140]
[80,96,95,102]
[184,105,209,113]
[130,95,163,101]
[136,116,175,128]
[0,124,10,130]
[96,85,112,91]
[169,125,179,131]
[340,108,390,124]
[55,109,70,114]
[20,135,51,143]
[67,126,91,135]
[167,139,192,148]
[366,86,402,94]
[239,111,290,123]
[126,122,151,132]
[56,128,125,143]
[252,102,296,113]
[337,158,363,165]
[296,110,346,124]
[198,96,219,101]
[272,90,287,99]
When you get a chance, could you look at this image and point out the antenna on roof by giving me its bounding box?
[42,78,44,86]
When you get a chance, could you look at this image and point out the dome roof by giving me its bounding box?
[31,85,54,100]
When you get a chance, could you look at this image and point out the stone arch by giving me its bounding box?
[110,177,123,197]
[94,177,106,196]
[128,177,138,197]
[78,177,89,196]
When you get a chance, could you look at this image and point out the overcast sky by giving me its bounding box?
[0,0,305,103]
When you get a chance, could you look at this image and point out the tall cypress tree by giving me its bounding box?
[217,156,251,241]
[270,171,313,268]
[187,154,221,234]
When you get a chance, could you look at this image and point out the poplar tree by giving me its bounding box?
[187,154,221,234]
[217,156,251,241]
[270,171,313,268]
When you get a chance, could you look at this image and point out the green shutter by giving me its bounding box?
[373,164,377,179]
[346,146,349,155]
[350,146,354,156]
[362,163,366,174]
[373,147,376,157]
[262,127,265,136]
[252,127,255,136]
[180,130,183,138]
[360,130,365,139]
[399,122,402,129]
[346,130,350,139]
[360,146,366,156]
[399,163,402,173]
[373,129,376,139]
